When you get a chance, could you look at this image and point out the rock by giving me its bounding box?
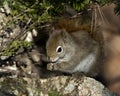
[0,76,114,96]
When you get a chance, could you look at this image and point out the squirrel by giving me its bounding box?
[45,3,120,95]
[46,5,104,77]
[46,19,103,77]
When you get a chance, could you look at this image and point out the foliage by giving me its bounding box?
[4,40,33,56]
[0,0,120,57]
[0,0,119,29]
[0,0,91,19]
[47,0,90,15]
[0,0,92,57]
[0,0,120,25]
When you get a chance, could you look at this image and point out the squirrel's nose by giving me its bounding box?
[50,57,59,63]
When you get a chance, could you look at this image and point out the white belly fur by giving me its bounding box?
[73,53,96,73]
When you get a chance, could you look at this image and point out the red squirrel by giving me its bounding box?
[46,3,120,95]
[46,29,102,77]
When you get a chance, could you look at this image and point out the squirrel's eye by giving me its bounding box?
[56,46,63,53]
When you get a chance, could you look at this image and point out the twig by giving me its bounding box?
[1,18,32,54]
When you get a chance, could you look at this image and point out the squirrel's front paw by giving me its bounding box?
[47,63,54,71]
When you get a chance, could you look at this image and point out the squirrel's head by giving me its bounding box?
[46,29,75,63]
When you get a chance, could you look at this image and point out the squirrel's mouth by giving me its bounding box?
[50,54,65,63]
[47,57,60,71]
[50,57,60,63]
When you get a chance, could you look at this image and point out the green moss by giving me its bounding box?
[48,90,62,96]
